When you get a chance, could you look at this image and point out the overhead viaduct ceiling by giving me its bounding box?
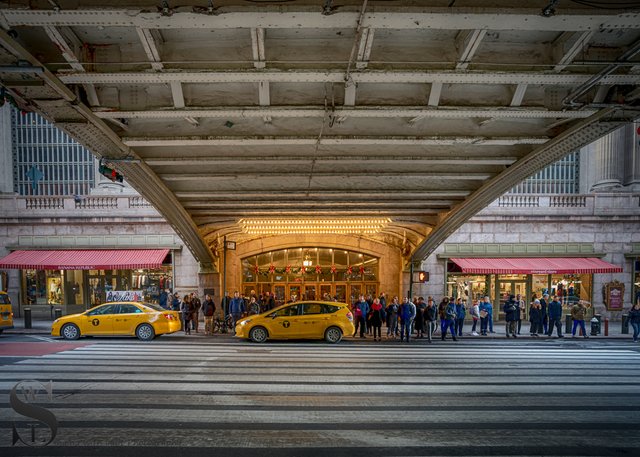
[1,1,640,270]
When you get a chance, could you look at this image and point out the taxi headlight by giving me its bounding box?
[240,319,251,326]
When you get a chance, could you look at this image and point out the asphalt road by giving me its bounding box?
[1,333,640,456]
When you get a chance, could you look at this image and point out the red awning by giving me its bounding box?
[449,257,622,275]
[0,249,170,270]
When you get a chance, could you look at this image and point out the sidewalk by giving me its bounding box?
[4,317,635,340]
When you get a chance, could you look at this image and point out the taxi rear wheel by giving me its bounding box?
[249,326,268,343]
[136,323,155,341]
[324,326,343,344]
[61,323,80,340]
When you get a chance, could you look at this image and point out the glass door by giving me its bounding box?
[320,284,332,301]
[335,284,347,303]
[288,285,301,302]
[304,284,317,300]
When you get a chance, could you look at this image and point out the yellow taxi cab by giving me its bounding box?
[0,291,14,334]
[235,300,355,343]
[52,301,181,341]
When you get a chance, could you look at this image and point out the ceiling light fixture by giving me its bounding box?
[237,218,392,235]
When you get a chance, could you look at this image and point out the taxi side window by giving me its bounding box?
[118,304,142,314]
[302,303,323,315]
[322,304,340,314]
[87,305,117,316]
[274,305,299,317]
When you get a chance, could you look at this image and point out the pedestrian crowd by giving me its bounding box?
[157,287,640,342]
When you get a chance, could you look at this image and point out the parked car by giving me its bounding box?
[0,291,14,334]
[235,300,354,343]
[52,301,181,341]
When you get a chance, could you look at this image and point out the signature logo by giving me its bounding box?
[282,321,290,328]
[9,380,58,446]
[92,318,100,326]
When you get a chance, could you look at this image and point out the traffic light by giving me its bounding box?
[98,163,123,183]
[412,271,429,283]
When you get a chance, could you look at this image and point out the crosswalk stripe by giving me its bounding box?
[1,341,639,454]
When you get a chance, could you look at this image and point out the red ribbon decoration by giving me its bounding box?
[359,266,365,274]
[268,264,275,274]
[330,265,336,274]
[315,265,322,274]
[347,266,353,274]
[285,265,291,273]
[300,265,306,274]
[253,265,259,274]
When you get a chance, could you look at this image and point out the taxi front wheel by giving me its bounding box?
[324,326,343,344]
[249,326,268,343]
[61,323,80,340]
[136,323,155,341]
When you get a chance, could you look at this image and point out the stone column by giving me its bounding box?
[625,122,640,191]
[0,104,14,194]
[590,125,626,191]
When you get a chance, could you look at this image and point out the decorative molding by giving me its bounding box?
[438,243,600,258]
[625,243,640,257]
[13,235,182,250]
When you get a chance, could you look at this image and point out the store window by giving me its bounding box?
[22,265,173,311]
[550,274,592,308]
[446,274,489,302]
[24,269,63,306]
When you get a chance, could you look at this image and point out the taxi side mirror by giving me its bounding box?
[269,313,277,319]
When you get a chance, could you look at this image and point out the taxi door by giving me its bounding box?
[268,304,302,338]
[81,304,117,335]
[113,303,147,335]
[298,302,325,338]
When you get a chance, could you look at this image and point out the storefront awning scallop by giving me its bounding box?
[449,257,622,275]
[0,249,170,270]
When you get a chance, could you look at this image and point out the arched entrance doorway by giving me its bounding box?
[241,247,379,306]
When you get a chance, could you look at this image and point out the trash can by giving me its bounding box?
[54,308,62,319]
[622,314,629,334]
[565,314,573,334]
[590,316,601,336]
[24,307,32,329]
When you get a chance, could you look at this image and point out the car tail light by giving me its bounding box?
[346,311,353,322]
[163,313,175,320]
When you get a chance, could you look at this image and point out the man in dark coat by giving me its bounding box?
[547,295,564,338]
[503,295,519,338]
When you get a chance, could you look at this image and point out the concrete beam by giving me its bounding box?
[355,27,375,70]
[42,25,99,106]
[3,9,638,32]
[455,29,486,70]
[427,82,443,107]
[95,106,598,120]
[124,136,546,147]
[553,31,594,72]
[251,27,266,69]
[136,27,163,71]
[145,157,517,166]
[510,84,528,107]
[169,81,185,109]
[58,70,640,86]
[161,172,493,181]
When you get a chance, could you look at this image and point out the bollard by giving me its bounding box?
[54,308,62,320]
[24,307,32,329]
[604,318,609,336]
[565,314,572,334]
[622,314,629,334]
